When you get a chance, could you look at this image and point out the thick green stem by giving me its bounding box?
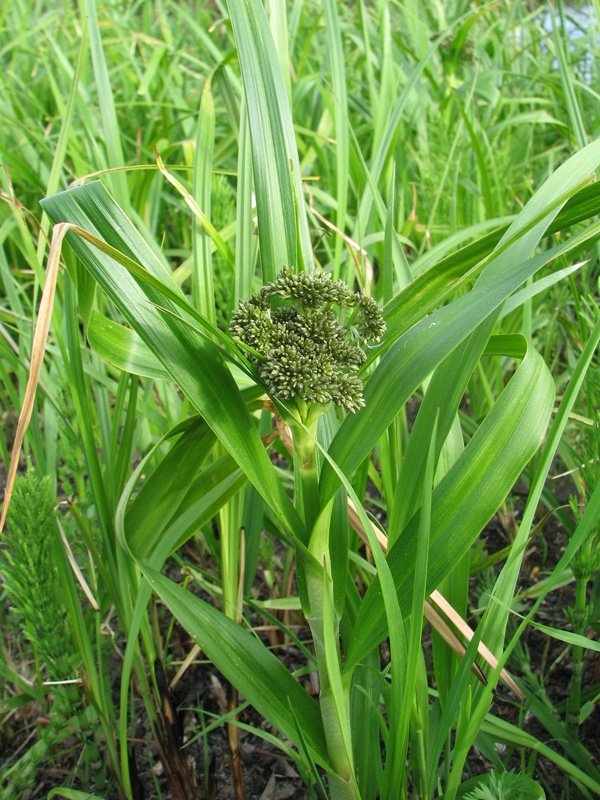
[293,419,359,798]
[293,420,321,531]
[306,592,358,798]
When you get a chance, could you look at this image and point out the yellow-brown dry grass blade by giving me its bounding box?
[0,222,70,533]
[0,222,123,534]
[57,520,100,611]
[154,150,233,267]
[428,589,524,699]
[423,600,487,687]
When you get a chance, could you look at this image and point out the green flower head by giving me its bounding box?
[230,267,385,415]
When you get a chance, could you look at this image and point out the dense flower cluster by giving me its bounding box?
[230,267,385,413]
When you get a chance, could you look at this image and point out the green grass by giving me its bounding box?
[1,1,599,798]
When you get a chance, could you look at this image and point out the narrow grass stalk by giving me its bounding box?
[384,422,436,799]
[322,0,349,281]
[219,486,247,798]
[82,0,130,211]
[192,80,216,325]
[567,576,588,730]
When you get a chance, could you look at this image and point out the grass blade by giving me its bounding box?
[40,182,304,540]
[226,0,313,278]
[143,565,328,765]
[346,336,554,667]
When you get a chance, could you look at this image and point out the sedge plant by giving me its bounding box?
[36,129,600,800]
[230,266,385,794]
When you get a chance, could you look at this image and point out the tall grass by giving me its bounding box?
[1,1,599,798]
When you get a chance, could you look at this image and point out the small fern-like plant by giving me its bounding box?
[463,770,545,800]
[0,473,78,796]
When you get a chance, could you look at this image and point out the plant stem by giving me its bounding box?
[293,420,359,799]
[219,487,246,799]
[293,420,321,531]
[567,575,588,730]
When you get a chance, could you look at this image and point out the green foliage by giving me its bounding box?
[0,474,86,797]
[2,473,73,681]
[212,172,237,327]
[461,770,545,800]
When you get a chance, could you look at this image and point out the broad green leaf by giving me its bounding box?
[87,310,169,380]
[125,417,216,562]
[41,182,304,541]
[143,565,328,765]
[158,454,247,563]
[324,136,600,498]
[322,222,596,501]
[388,318,495,543]
[346,336,554,667]
[483,313,600,653]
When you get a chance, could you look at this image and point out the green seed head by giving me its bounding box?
[230,267,385,415]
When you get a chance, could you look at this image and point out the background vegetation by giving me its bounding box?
[0,1,599,798]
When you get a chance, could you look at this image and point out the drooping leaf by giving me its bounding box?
[41,182,304,541]
[87,310,169,380]
[143,565,328,765]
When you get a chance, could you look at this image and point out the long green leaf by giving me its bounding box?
[143,565,328,764]
[346,336,554,667]
[323,140,600,498]
[322,0,349,279]
[226,0,313,278]
[125,418,215,561]
[192,80,216,323]
[322,224,592,501]
[87,311,169,380]
[84,0,129,210]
